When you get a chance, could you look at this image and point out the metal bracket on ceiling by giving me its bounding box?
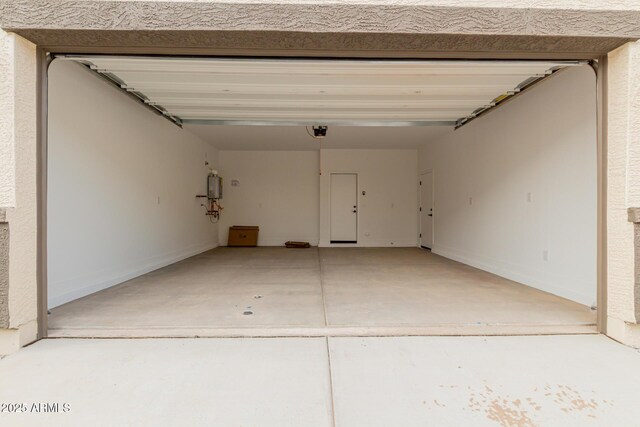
[53,55,183,128]
[453,61,589,130]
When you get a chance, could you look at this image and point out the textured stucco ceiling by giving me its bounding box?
[1,1,639,57]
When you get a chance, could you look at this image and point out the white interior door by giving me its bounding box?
[330,173,358,243]
[420,171,434,249]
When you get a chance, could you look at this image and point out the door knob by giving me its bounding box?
[428,213,433,217]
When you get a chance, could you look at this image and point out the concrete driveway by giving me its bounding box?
[1,335,639,426]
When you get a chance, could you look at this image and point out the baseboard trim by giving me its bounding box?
[432,246,595,307]
[318,240,418,248]
[48,243,218,308]
[220,240,320,247]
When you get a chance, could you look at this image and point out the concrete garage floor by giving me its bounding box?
[1,335,640,426]
[48,248,596,337]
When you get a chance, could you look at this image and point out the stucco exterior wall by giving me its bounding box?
[607,40,640,347]
[0,30,38,355]
[2,0,640,35]
[1,1,639,58]
[0,31,16,210]
[627,45,640,209]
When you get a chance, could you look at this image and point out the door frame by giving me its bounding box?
[329,172,359,244]
[419,169,434,250]
[35,53,609,338]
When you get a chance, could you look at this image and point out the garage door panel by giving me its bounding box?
[113,71,535,87]
[79,57,561,76]
[61,55,583,125]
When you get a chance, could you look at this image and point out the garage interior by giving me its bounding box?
[45,57,598,337]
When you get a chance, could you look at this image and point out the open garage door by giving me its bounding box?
[58,56,583,127]
[46,56,597,338]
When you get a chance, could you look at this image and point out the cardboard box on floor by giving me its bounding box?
[228,226,259,247]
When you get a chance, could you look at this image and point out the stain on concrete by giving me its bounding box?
[467,387,536,427]
[433,399,446,408]
[461,382,614,427]
[486,399,535,427]
[548,384,612,417]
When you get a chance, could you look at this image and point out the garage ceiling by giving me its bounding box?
[59,56,583,127]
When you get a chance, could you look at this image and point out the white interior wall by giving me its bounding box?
[419,66,597,306]
[217,151,320,246]
[319,149,418,247]
[48,60,219,308]
[217,148,418,248]
[185,125,450,150]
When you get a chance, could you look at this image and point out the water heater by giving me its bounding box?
[207,173,223,200]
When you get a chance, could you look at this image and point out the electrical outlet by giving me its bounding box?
[527,192,532,202]
[156,196,161,205]
[469,197,473,205]
[543,250,549,261]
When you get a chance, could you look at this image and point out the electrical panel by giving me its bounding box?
[208,174,223,200]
